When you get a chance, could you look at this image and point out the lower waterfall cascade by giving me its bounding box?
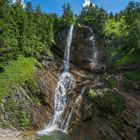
[37,72,76,135]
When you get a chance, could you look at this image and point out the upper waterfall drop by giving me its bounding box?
[64,25,74,72]
[92,35,98,65]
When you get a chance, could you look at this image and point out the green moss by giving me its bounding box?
[0,55,39,101]
[88,89,98,99]
[32,96,41,106]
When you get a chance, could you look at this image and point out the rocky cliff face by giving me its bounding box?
[53,25,106,72]
[61,66,140,140]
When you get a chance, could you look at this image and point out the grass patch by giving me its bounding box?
[0,55,39,101]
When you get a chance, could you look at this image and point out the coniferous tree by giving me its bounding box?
[0,0,18,65]
[125,1,140,50]
[62,3,74,26]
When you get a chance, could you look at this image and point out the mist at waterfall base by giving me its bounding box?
[37,25,76,139]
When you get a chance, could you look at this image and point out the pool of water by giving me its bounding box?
[36,130,69,140]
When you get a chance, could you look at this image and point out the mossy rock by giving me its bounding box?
[122,79,135,91]
[88,89,125,114]
[105,75,116,88]
[25,79,40,95]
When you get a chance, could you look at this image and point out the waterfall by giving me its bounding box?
[64,25,74,72]
[92,35,98,64]
[62,87,86,131]
[38,25,75,135]
[83,26,98,65]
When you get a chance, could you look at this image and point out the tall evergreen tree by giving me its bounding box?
[62,3,74,26]
[125,1,140,50]
[0,0,18,65]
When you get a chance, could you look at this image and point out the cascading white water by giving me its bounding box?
[62,87,86,131]
[38,25,75,135]
[92,35,98,65]
[84,26,98,65]
[64,25,74,72]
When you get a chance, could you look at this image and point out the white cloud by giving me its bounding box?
[83,0,90,7]
[12,0,25,8]
[83,0,95,7]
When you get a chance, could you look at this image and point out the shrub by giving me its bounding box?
[88,89,125,113]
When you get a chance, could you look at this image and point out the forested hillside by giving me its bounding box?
[1,1,140,68]
[0,1,140,139]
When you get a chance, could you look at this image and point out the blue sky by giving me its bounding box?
[24,0,140,15]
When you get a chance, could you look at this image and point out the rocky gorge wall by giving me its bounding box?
[53,25,106,72]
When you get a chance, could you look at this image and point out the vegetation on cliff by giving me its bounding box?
[0,55,39,101]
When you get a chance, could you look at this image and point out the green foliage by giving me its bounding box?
[0,0,19,63]
[115,48,140,66]
[0,1,54,67]
[124,69,140,82]
[122,79,135,91]
[103,1,140,66]
[88,90,125,113]
[88,89,97,98]
[62,3,75,26]
[26,79,40,94]
[105,75,116,88]
[0,55,38,101]
[104,18,127,38]
[19,111,30,127]
[1,93,31,128]
[122,70,140,90]
[77,4,108,38]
